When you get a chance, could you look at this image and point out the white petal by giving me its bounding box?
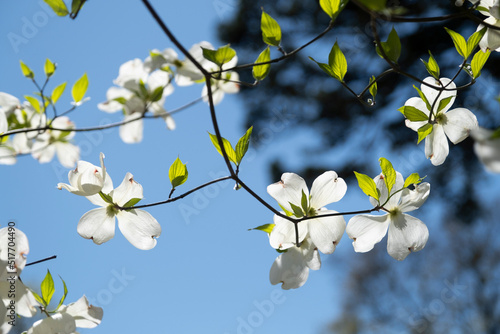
[0,301,12,334]
[442,108,478,144]
[398,182,431,213]
[27,312,76,334]
[77,207,116,245]
[12,133,32,154]
[387,213,429,260]
[269,215,307,250]
[301,238,322,270]
[267,173,309,213]
[63,295,103,328]
[309,171,347,208]
[370,172,403,210]
[0,92,20,115]
[346,214,390,253]
[119,114,143,143]
[404,96,431,131]
[110,172,143,207]
[306,211,345,254]
[55,142,80,168]
[425,124,449,166]
[0,279,39,318]
[0,227,29,274]
[269,247,309,290]
[473,129,500,173]
[31,138,55,164]
[116,209,161,250]
[0,146,16,165]
[479,18,500,51]
[0,112,7,133]
[421,77,456,114]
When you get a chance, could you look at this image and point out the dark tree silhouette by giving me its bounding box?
[218,0,500,332]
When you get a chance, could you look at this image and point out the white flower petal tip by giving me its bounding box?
[57,154,107,196]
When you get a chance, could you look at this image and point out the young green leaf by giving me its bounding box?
[261,10,282,47]
[300,190,309,214]
[31,290,45,307]
[214,45,237,66]
[369,75,377,101]
[24,96,41,113]
[71,0,85,15]
[319,0,341,18]
[413,85,432,112]
[444,27,467,59]
[41,269,55,306]
[248,223,275,234]
[466,27,487,57]
[43,0,69,16]
[71,73,88,103]
[122,198,142,208]
[403,173,422,188]
[235,126,253,165]
[358,0,386,11]
[208,132,238,164]
[417,123,433,144]
[437,95,454,113]
[328,41,348,82]
[253,47,271,81]
[471,49,490,78]
[376,27,401,63]
[289,202,304,218]
[149,86,164,103]
[19,61,34,79]
[309,57,337,79]
[354,171,379,201]
[44,59,56,77]
[99,191,114,205]
[398,106,429,122]
[421,51,440,79]
[278,203,294,217]
[379,157,396,193]
[55,276,68,310]
[51,82,67,104]
[169,157,188,188]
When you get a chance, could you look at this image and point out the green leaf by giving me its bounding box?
[41,270,55,306]
[169,157,188,188]
[328,41,348,82]
[300,190,309,214]
[55,276,68,311]
[398,106,429,122]
[261,10,282,47]
[19,61,34,79]
[437,95,454,113]
[289,202,304,218]
[99,191,114,205]
[208,132,238,164]
[71,73,88,103]
[466,27,487,57]
[413,85,432,112]
[252,47,271,81]
[43,0,69,16]
[471,49,491,78]
[445,27,467,59]
[379,157,396,193]
[149,86,164,102]
[490,127,500,139]
[71,0,85,15]
[44,59,56,77]
[51,82,67,104]
[235,126,253,165]
[403,173,422,188]
[369,75,377,101]
[248,223,275,234]
[122,198,142,208]
[376,27,401,63]
[309,57,336,79]
[354,171,379,201]
[421,51,440,79]
[278,203,294,217]
[24,96,41,113]
[417,123,433,144]
[31,290,45,306]
[202,45,236,67]
[358,0,386,11]
[319,0,341,18]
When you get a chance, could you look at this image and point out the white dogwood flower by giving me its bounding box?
[404,77,478,166]
[77,172,161,250]
[471,126,500,173]
[57,153,108,196]
[346,172,430,260]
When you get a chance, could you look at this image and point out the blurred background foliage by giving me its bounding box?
[218,0,500,332]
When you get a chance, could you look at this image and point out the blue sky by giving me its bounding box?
[0,1,359,333]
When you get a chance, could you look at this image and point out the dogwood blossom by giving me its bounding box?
[98,58,175,143]
[267,171,346,288]
[201,53,240,106]
[26,295,103,334]
[346,172,430,260]
[0,92,21,134]
[57,153,108,196]
[470,0,500,51]
[31,116,80,168]
[403,77,478,165]
[471,126,500,172]
[77,172,161,250]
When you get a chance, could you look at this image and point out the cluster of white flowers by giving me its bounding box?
[0,226,103,334]
[0,92,79,167]
[98,41,239,143]
[57,153,161,250]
